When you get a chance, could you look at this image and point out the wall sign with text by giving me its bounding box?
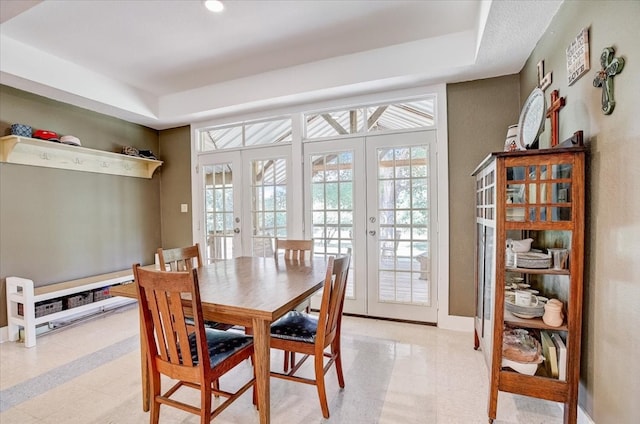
[566,28,590,86]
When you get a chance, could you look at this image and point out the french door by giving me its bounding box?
[195,146,291,262]
[305,130,438,322]
[305,138,367,314]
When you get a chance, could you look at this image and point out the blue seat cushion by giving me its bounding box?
[270,311,318,343]
[188,329,253,368]
[185,317,234,331]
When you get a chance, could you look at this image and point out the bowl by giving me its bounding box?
[11,123,32,137]
[511,238,534,253]
[502,357,540,375]
[505,295,544,318]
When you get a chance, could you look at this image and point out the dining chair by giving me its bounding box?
[132,264,256,424]
[157,243,232,330]
[269,251,352,419]
[272,238,314,371]
[273,238,313,261]
[157,243,203,271]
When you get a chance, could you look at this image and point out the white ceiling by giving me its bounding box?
[0,0,562,130]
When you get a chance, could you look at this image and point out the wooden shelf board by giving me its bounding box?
[503,310,568,331]
[499,369,568,402]
[1,135,162,179]
[506,266,569,275]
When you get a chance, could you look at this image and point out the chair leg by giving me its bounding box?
[201,384,212,424]
[213,379,220,398]
[315,353,330,419]
[149,372,161,424]
[290,352,296,370]
[252,364,258,407]
[283,350,297,372]
[333,341,345,388]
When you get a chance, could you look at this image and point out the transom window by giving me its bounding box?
[304,97,435,140]
[198,117,292,152]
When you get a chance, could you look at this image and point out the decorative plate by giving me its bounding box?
[517,88,546,149]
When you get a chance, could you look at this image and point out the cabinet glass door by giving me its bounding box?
[506,162,573,222]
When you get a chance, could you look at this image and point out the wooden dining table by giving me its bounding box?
[110,256,327,424]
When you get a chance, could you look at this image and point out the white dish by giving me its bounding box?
[502,357,540,375]
[517,88,546,149]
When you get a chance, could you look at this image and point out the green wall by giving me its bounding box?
[447,74,521,316]
[0,85,162,327]
[158,126,193,250]
[519,2,639,422]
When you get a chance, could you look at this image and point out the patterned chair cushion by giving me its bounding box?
[270,311,318,343]
[188,329,253,368]
[185,317,234,331]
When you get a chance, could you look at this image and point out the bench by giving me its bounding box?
[5,269,138,347]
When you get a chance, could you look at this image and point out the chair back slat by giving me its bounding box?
[158,243,202,271]
[274,238,313,261]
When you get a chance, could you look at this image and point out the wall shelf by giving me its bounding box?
[0,135,162,179]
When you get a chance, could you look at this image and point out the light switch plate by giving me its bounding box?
[180,204,188,213]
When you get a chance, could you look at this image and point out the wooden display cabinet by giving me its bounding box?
[472,146,586,424]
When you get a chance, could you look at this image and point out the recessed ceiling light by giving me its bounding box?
[204,0,224,13]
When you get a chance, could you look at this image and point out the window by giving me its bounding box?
[198,117,292,152]
[304,97,435,140]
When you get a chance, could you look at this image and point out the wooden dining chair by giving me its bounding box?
[157,243,203,271]
[273,238,313,261]
[272,238,315,370]
[269,252,352,419]
[157,244,232,330]
[132,264,256,424]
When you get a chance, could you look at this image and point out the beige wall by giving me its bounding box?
[158,126,193,249]
[0,85,161,327]
[519,1,640,422]
[446,75,521,316]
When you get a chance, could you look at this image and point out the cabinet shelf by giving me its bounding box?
[506,266,570,275]
[503,310,568,331]
[0,135,162,179]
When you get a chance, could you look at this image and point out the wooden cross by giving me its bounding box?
[537,60,552,91]
[546,89,566,147]
[593,47,625,115]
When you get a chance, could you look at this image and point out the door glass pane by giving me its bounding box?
[204,164,234,261]
[250,158,287,256]
[377,146,430,305]
[310,151,355,297]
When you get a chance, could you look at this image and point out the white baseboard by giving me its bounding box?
[578,405,595,424]
[437,314,473,332]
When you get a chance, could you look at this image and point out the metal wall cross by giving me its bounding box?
[593,47,625,115]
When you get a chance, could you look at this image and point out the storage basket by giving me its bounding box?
[92,287,112,302]
[18,299,63,317]
[64,292,94,309]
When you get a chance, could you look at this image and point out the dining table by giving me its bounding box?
[110,256,328,424]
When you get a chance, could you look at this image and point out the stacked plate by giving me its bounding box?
[516,252,551,269]
[505,292,545,319]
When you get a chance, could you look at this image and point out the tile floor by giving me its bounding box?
[0,305,564,423]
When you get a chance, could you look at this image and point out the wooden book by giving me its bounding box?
[541,331,559,379]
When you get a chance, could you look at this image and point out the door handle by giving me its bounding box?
[234,228,240,234]
[369,230,376,236]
